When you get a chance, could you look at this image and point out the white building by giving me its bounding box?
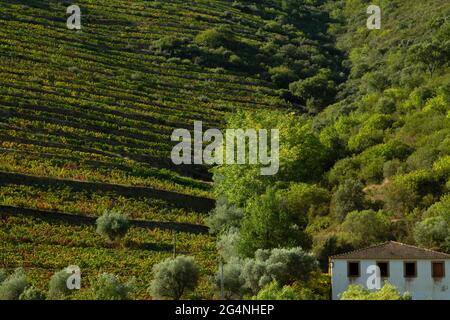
[330,241,450,300]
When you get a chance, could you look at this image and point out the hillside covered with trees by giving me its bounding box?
[0,0,449,300]
[209,0,450,298]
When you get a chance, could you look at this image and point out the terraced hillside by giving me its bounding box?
[0,0,291,298]
[3,0,449,301]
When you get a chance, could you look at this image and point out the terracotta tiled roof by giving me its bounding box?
[331,241,450,260]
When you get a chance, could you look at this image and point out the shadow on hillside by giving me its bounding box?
[124,240,173,252]
[9,0,51,9]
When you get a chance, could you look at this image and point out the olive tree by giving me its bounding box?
[215,246,319,298]
[148,255,199,300]
[0,269,7,284]
[206,198,243,234]
[96,209,130,243]
[92,273,134,300]
[237,247,319,295]
[0,268,28,300]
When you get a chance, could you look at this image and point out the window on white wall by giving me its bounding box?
[432,262,445,278]
[348,261,360,277]
[404,262,417,278]
[377,262,389,277]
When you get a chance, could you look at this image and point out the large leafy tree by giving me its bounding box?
[213,109,329,208]
[92,273,134,300]
[332,178,365,221]
[238,188,312,257]
[414,216,450,252]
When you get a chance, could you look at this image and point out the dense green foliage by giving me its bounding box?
[340,283,411,300]
[95,210,130,243]
[91,273,135,300]
[18,286,46,300]
[0,268,28,300]
[238,189,312,256]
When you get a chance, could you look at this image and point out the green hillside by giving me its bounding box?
[0,0,335,299]
[312,0,450,252]
[207,0,450,299]
[0,0,279,298]
[1,0,450,300]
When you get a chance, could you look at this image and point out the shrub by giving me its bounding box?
[289,69,336,113]
[406,147,439,171]
[194,28,230,49]
[423,96,448,114]
[48,268,72,299]
[151,36,189,55]
[228,54,242,65]
[383,159,403,178]
[332,179,365,221]
[149,256,199,300]
[96,209,130,242]
[348,129,384,154]
[252,281,299,300]
[253,279,322,300]
[92,273,134,300]
[319,125,347,162]
[375,96,396,114]
[409,41,450,76]
[283,183,330,219]
[425,194,450,220]
[348,114,393,153]
[19,286,46,300]
[433,156,450,178]
[327,158,361,186]
[340,282,411,300]
[0,268,28,300]
[269,65,296,88]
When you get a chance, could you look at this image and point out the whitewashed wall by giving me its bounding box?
[331,259,450,300]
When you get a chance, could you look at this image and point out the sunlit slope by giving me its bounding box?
[0,0,289,298]
[0,0,283,202]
